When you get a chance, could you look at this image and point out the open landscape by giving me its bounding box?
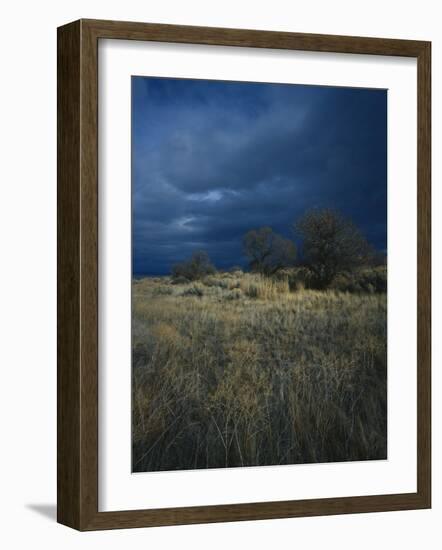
[131,76,387,472]
[132,266,387,472]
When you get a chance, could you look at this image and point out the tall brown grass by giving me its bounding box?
[132,270,387,472]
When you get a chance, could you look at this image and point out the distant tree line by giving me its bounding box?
[171,208,383,289]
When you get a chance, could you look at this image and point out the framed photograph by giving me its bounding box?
[57,19,431,530]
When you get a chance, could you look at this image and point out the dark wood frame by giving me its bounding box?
[57,18,431,531]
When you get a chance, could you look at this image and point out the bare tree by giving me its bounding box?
[243,226,296,276]
[172,250,216,281]
[294,208,374,288]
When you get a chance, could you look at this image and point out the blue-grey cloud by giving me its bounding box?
[132,77,387,275]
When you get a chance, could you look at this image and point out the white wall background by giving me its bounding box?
[0,1,440,547]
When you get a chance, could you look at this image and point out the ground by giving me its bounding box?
[132,271,387,472]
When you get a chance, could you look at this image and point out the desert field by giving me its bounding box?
[132,269,387,472]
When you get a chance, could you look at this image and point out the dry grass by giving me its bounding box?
[132,271,387,472]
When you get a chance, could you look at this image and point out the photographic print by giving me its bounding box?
[131,76,387,473]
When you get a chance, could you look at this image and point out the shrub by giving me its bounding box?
[275,267,316,291]
[171,275,190,285]
[223,288,243,301]
[180,284,204,297]
[330,266,387,293]
[240,274,289,300]
[153,285,174,296]
[172,250,216,281]
[202,276,229,289]
[228,279,241,290]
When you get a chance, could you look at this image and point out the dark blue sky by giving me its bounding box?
[132,77,387,275]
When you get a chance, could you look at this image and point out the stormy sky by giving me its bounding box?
[132,77,387,276]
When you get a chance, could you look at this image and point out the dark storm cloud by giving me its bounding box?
[132,77,387,275]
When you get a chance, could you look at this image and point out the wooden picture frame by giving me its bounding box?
[57,18,431,530]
